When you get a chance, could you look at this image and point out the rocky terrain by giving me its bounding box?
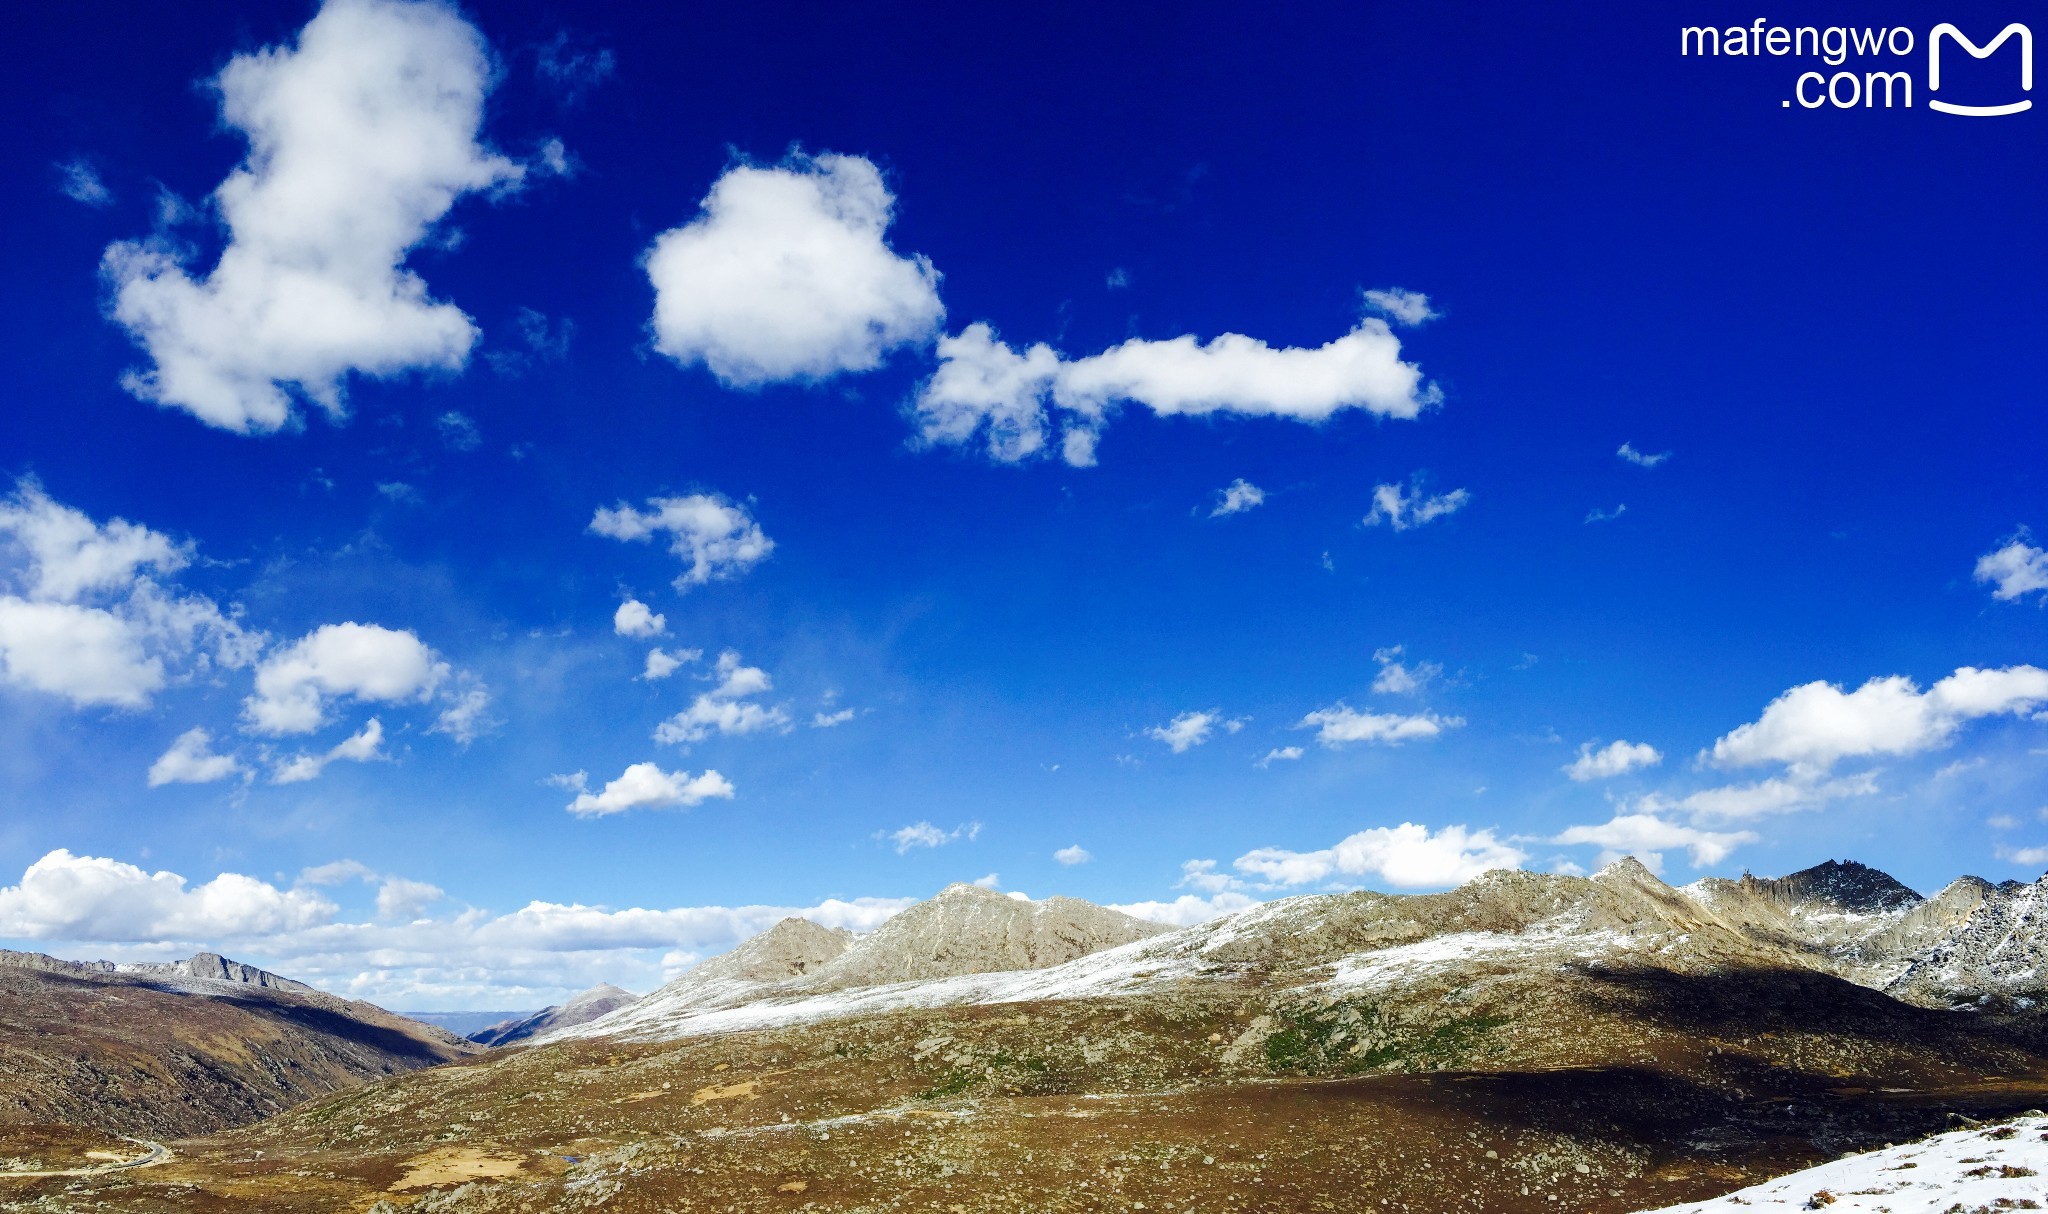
[469,985,640,1047]
[6,860,2048,1212]
[0,950,477,1139]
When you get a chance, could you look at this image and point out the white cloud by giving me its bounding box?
[374,875,443,921]
[1361,287,1438,327]
[244,622,448,735]
[645,152,943,386]
[0,483,187,602]
[1708,666,2048,770]
[0,484,261,708]
[566,761,734,817]
[430,679,493,744]
[641,646,699,681]
[1584,503,1627,524]
[0,849,335,940]
[811,707,857,728]
[1551,813,1757,871]
[58,159,114,207]
[1053,844,1092,865]
[0,848,913,1007]
[271,717,385,784]
[1371,645,1441,695]
[887,821,980,854]
[1209,479,1266,517]
[914,315,1439,467]
[589,493,774,591]
[101,0,525,433]
[653,650,791,745]
[1256,745,1305,767]
[613,599,667,638]
[1146,709,1233,753]
[1641,770,1880,822]
[1235,823,1525,889]
[0,600,163,708]
[1997,844,2048,867]
[299,859,375,887]
[1617,442,1669,468]
[1111,891,1258,926]
[1362,478,1469,531]
[1564,739,1662,782]
[1299,702,1460,747]
[1976,533,2048,603]
[147,728,244,787]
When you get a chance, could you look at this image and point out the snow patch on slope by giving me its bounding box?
[1637,1114,2048,1212]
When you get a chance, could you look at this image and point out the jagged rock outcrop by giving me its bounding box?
[470,984,640,1047]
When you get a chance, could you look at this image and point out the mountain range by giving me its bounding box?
[5,858,2048,1212]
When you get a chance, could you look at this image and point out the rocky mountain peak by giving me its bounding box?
[1764,859,1922,914]
[687,916,857,987]
[808,884,1166,990]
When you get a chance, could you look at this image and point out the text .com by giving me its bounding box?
[1680,20,2033,114]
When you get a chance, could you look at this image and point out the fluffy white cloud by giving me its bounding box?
[0,484,260,708]
[1564,739,1662,782]
[1551,813,1757,871]
[1053,844,1092,865]
[564,761,735,817]
[614,599,667,638]
[1708,666,2048,770]
[0,484,187,601]
[1977,534,2048,603]
[812,707,857,728]
[101,0,525,432]
[0,848,913,1007]
[654,650,792,745]
[589,493,774,591]
[271,717,385,784]
[641,646,699,681]
[0,600,163,708]
[0,849,335,940]
[915,315,1439,467]
[1299,702,1460,747]
[1145,709,1238,753]
[645,152,943,386]
[1617,442,1670,468]
[1361,287,1438,327]
[887,821,980,854]
[244,622,448,735]
[1208,478,1266,517]
[1257,746,1304,767]
[1362,478,1469,531]
[1235,823,1525,889]
[147,728,244,787]
[1371,645,1441,695]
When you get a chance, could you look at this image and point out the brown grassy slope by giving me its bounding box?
[15,959,2048,1213]
[0,966,476,1138]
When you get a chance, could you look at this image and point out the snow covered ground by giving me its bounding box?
[1637,1114,2048,1212]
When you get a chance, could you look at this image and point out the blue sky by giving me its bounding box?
[1,0,2043,1007]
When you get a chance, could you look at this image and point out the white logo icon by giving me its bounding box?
[1928,22,2033,115]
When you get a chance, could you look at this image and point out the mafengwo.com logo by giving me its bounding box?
[1681,20,2032,113]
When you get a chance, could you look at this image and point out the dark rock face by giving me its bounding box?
[1765,859,1925,914]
